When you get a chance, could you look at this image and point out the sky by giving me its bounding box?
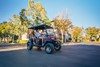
[0,0,100,28]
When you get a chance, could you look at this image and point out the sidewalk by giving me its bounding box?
[63,42,100,46]
[0,43,26,52]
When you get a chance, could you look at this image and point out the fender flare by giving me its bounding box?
[43,40,54,47]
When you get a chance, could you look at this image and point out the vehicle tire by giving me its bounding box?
[55,42,61,51]
[45,43,54,54]
[27,42,33,50]
[37,47,41,50]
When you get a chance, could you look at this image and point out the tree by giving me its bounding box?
[9,15,22,42]
[0,21,12,42]
[19,9,28,33]
[71,26,83,42]
[85,27,100,41]
[27,0,50,26]
[20,9,28,25]
[54,10,72,43]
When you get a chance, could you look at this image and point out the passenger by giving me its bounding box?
[29,30,35,44]
[35,30,43,45]
[41,30,46,35]
[35,30,41,38]
[40,30,46,44]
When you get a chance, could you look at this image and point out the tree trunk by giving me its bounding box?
[13,35,14,43]
[18,34,21,43]
[4,34,5,43]
[0,37,1,42]
[75,37,78,42]
[61,30,64,43]
[64,32,67,43]
[7,36,9,42]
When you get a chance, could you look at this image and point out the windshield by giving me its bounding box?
[47,29,55,36]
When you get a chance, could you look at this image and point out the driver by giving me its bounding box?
[35,30,45,45]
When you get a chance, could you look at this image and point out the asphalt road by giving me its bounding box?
[0,45,100,67]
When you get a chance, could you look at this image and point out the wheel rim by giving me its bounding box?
[55,45,60,49]
[46,47,51,53]
[27,44,30,49]
[27,46,30,49]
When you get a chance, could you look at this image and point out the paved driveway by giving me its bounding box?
[0,45,100,67]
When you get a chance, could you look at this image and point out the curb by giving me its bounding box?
[0,47,26,52]
[62,43,100,46]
